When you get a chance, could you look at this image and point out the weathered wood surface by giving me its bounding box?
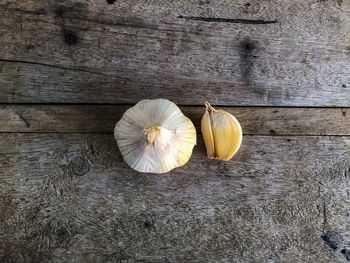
[1,133,350,262]
[1,104,349,135]
[1,0,350,262]
[0,0,350,105]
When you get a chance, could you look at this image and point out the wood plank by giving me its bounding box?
[1,133,350,262]
[1,104,349,135]
[0,1,350,105]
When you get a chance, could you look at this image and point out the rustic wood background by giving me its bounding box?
[1,0,350,262]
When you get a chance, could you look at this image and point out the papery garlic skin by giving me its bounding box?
[114,99,196,173]
[201,102,242,161]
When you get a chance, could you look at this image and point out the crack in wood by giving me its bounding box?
[0,6,47,15]
[11,85,16,103]
[0,58,107,76]
[322,199,328,231]
[16,111,31,128]
[5,6,181,34]
[65,16,180,33]
[178,15,277,24]
[19,15,23,32]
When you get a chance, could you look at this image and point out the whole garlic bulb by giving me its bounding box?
[201,102,242,161]
[114,99,196,173]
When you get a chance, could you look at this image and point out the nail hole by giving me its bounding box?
[26,44,35,50]
[243,41,255,51]
[63,30,78,45]
[143,221,151,228]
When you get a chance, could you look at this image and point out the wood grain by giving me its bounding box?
[0,0,350,105]
[1,0,350,262]
[1,133,350,262]
[1,104,350,135]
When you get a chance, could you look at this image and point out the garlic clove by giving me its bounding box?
[201,110,215,158]
[201,102,242,161]
[114,99,196,173]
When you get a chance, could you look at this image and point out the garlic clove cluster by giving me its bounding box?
[201,102,242,161]
[114,99,196,174]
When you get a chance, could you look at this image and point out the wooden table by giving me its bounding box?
[1,0,350,262]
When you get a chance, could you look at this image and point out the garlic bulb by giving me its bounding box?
[114,99,196,173]
[201,102,242,160]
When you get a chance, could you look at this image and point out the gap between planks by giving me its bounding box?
[0,104,349,135]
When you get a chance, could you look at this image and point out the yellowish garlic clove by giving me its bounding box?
[201,101,242,161]
[114,99,196,174]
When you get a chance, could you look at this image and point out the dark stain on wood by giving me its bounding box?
[26,44,35,50]
[54,6,65,18]
[321,231,343,249]
[63,30,79,45]
[243,1,261,14]
[269,129,276,135]
[301,56,313,69]
[344,45,350,55]
[199,0,211,5]
[42,217,79,245]
[178,15,277,24]
[66,156,90,177]
[341,249,350,260]
[139,218,153,229]
[52,2,86,45]
[239,39,257,88]
[53,1,88,19]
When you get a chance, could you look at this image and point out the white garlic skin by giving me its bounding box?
[114,99,196,174]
